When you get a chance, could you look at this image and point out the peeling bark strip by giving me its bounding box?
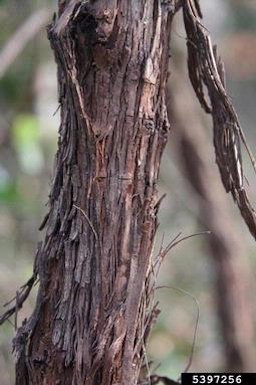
[15,1,174,384]
[183,0,256,239]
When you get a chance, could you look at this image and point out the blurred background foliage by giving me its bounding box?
[0,1,256,384]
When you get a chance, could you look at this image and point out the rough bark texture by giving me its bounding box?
[14,1,174,384]
[168,51,256,372]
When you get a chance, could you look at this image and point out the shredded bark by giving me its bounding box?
[1,1,255,384]
[183,0,256,239]
[11,1,174,384]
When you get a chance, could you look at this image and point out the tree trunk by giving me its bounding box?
[168,49,256,372]
[14,1,174,384]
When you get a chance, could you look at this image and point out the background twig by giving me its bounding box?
[0,8,51,79]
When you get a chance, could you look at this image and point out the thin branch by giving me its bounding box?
[155,285,200,379]
[166,231,210,252]
[155,231,211,275]
[143,231,206,384]
[0,8,51,79]
[0,275,37,326]
[73,204,99,240]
